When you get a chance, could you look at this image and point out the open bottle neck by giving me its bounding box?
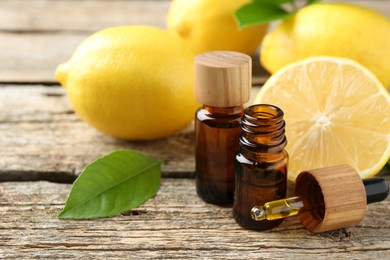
[239,104,287,155]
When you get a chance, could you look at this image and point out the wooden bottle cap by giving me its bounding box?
[194,51,251,107]
[295,164,367,233]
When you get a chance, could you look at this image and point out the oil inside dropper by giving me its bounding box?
[251,177,389,222]
[251,196,305,221]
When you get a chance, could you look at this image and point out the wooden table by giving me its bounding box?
[1,0,389,258]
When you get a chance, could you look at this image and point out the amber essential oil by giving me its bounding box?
[195,106,244,204]
[233,104,288,230]
[194,51,252,205]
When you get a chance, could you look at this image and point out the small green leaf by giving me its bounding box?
[235,1,292,29]
[235,0,322,29]
[254,0,292,4]
[307,0,322,5]
[58,150,161,219]
[260,0,322,7]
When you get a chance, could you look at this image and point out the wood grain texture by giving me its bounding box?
[0,85,264,182]
[0,0,170,83]
[0,32,268,84]
[2,0,387,83]
[0,1,389,259]
[1,85,389,182]
[296,165,367,233]
[0,0,388,33]
[0,0,170,32]
[0,178,389,259]
[195,51,252,107]
[0,86,195,181]
[0,33,87,83]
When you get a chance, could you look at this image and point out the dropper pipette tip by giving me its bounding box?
[251,206,266,221]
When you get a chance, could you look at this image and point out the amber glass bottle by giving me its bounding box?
[233,104,288,230]
[194,51,251,205]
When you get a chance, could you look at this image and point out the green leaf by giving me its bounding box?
[235,0,322,29]
[254,0,292,4]
[235,1,292,29]
[58,150,161,219]
[307,0,322,5]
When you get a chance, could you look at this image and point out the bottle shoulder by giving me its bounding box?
[236,150,288,165]
[196,106,243,127]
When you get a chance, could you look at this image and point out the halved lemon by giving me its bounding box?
[254,56,390,182]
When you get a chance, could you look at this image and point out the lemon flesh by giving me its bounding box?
[254,57,390,182]
[167,0,268,55]
[55,26,198,140]
[261,3,390,88]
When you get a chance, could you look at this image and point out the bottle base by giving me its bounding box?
[196,185,233,206]
[233,210,283,231]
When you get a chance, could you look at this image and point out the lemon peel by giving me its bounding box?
[261,3,390,88]
[55,25,198,140]
[167,0,268,55]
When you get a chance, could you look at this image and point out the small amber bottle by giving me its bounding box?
[233,104,288,230]
[194,51,251,205]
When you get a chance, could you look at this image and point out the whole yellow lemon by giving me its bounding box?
[167,0,268,55]
[261,3,390,88]
[55,26,198,140]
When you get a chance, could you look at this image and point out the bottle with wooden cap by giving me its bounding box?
[250,165,389,233]
[194,51,251,205]
[233,104,288,230]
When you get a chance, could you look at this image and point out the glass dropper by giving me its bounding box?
[251,177,389,222]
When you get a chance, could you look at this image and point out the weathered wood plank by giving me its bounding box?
[1,0,387,83]
[0,0,388,33]
[0,178,389,258]
[0,0,169,83]
[0,0,170,33]
[0,0,164,83]
[0,85,196,181]
[0,85,259,181]
[1,85,389,181]
[0,32,267,84]
[0,33,87,83]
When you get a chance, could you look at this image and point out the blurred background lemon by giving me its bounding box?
[261,3,390,88]
[167,0,268,55]
[56,25,198,141]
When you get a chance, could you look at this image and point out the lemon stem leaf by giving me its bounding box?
[235,0,322,29]
[307,0,322,4]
